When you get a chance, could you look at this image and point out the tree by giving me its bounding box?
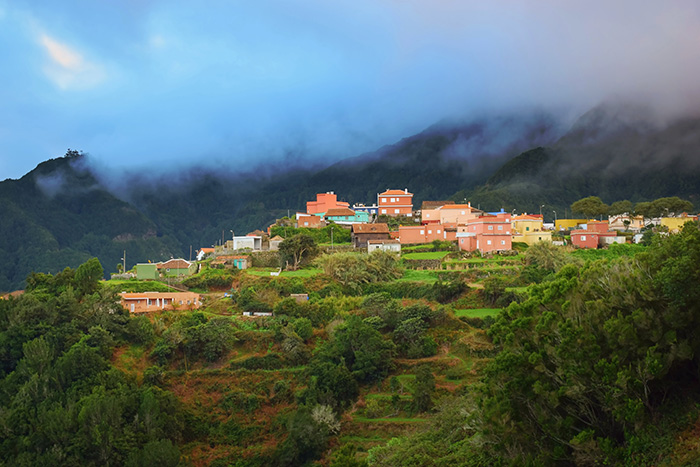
[571,196,608,219]
[75,257,104,296]
[279,234,319,271]
[608,200,634,216]
[413,365,435,412]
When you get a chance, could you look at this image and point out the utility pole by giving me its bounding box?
[189,245,192,262]
[331,226,334,249]
[121,250,126,274]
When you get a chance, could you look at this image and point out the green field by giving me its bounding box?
[454,308,502,318]
[245,267,322,278]
[396,269,440,283]
[402,251,451,260]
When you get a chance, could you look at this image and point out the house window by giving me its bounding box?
[382,198,387,202]
[179,301,183,305]
[581,235,586,241]
[460,239,463,243]
[394,209,400,214]
[437,229,441,233]
[304,221,309,226]
[473,226,476,231]
[390,197,395,202]
[526,226,530,231]
[420,230,425,235]
[147,299,152,305]
[487,240,492,245]
[428,230,432,234]
[498,225,503,230]
[461,211,465,215]
[488,226,493,230]
[501,240,506,245]
[382,209,387,214]
[426,213,430,218]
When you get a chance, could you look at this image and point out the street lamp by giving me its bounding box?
[540,204,545,218]
[553,210,557,222]
[120,250,126,274]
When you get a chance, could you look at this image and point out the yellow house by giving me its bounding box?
[555,219,587,231]
[512,214,544,235]
[512,231,553,245]
[660,215,698,233]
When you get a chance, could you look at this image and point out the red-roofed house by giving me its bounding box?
[296,213,324,229]
[398,225,446,244]
[378,189,413,217]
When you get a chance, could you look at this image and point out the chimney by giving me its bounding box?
[468,201,471,207]
[404,188,408,193]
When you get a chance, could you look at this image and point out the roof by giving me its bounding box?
[247,229,266,236]
[324,207,357,217]
[352,223,390,234]
[269,235,284,242]
[378,189,413,196]
[367,239,400,244]
[199,247,215,253]
[157,259,192,269]
[421,200,455,210]
[120,291,201,299]
[512,214,543,221]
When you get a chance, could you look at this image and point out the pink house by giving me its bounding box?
[307,192,350,215]
[399,224,446,244]
[423,203,483,225]
[456,217,512,253]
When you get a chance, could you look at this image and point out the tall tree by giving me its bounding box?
[571,196,609,219]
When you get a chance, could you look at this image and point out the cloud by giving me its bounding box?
[39,33,105,89]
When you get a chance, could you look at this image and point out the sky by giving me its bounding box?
[2,1,700,180]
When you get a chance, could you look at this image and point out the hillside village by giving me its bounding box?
[107,188,698,316]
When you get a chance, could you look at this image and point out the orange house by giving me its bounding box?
[398,224,446,244]
[456,218,512,253]
[307,192,350,215]
[378,189,413,217]
[120,292,202,313]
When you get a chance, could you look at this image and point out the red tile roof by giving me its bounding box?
[324,207,357,217]
[352,223,390,233]
[379,189,413,196]
[421,200,454,210]
[157,259,192,269]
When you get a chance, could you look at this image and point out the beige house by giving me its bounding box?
[120,292,202,313]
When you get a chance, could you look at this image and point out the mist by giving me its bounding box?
[2,1,700,180]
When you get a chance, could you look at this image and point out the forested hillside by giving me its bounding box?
[3,225,700,465]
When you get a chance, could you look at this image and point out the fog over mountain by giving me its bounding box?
[2,1,700,180]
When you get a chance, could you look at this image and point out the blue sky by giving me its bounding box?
[2,1,700,179]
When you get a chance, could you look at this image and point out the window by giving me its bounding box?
[488,226,493,230]
[179,300,183,305]
[461,211,465,215]
[498,225,503,230]
[304,221,309,226]
[425,213,430,218]
[420,230,425,235]
[394,209,399,213]
[147,299,152,305]
[460,239,463,243]
[390,197,395,202]
[437,229,441,233]
[428,230,432,234]
[501,240,506,245]
[526,226,530,231]
[581,235,586,241]
[382,198,387,202]
[382,209,387,214]
[487,240,492,245]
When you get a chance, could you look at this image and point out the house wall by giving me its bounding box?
[136,264,158,280]
[437,206,479,225]
[571,231,598,249]
[352,232,390,248]
[378,192,413,216]
[587,221,610,233]
[120,292,202,313]
[512,219,543,234]
[660,216,696,233]
[398,225,445,244]
[477,234,512,253]
[512,231,553,245]
[421,208,441,224]
[555,219,587,231]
